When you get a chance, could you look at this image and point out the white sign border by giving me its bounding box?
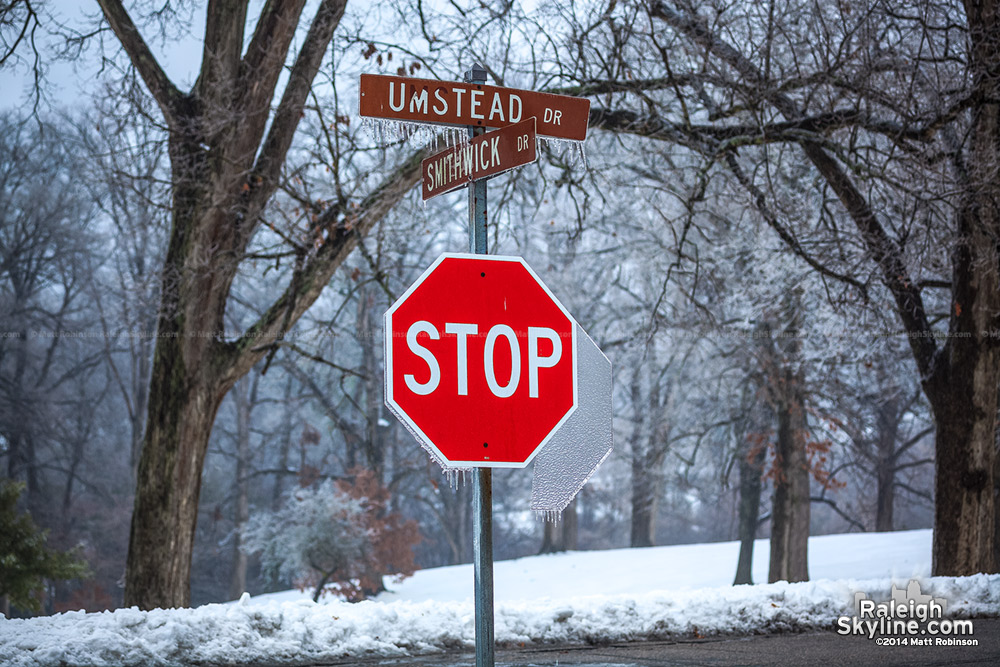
[384,252,579,469]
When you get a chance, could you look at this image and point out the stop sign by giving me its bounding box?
[385,253,577,468]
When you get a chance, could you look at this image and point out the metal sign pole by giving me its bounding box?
[465,62,494,667]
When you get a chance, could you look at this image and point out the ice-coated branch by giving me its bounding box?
[94,0,184,126]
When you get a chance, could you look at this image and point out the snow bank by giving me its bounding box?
[2,575,998,666]
[2,530,999,666]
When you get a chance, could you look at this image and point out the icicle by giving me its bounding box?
[440,467,475,489]
[534,509,562,523]
[537,136,587,167]
[361,117,376,143]
[362,117,461,148]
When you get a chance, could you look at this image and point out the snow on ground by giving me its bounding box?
[2,529,999,666]
[256,528,935,606]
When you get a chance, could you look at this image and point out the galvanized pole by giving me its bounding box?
[465,62,494,667]
[466,63,489,255]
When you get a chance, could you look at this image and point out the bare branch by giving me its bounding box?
[893,457,935,472]
[248,0,347,216]
[650,0,940,381]
[892,426,935,462]
[0,0,38,67]
[239,0,308,150]
[723,151,870,295]
[94,0,184,125]
[223,146,427,385]
[810,496,866,531]
[195,0,249,127]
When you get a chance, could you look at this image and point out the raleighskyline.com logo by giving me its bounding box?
[836,580,977,646]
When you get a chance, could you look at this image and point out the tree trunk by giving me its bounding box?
[123,132,238,609]
[6,327,40,516]
[994,429,1000,572]
[562,497,578,550]
[122,191,237,608]
[539,498,578,554]
[130,337,153,487]
[125,374,225,609]
[117,95,421,610]
[765,292,809,584]
[874,394,901,532]
[927,360,999,575]
[539,517,560,554]
[923,5,1000,576]
[436,476,472,565]
[630,451,656,548]
[994,390,1000,572]
[94,0,374,609]
[874,461,895,533]
[358,287,385,478]
[734,440,765,585]
[273,377,294,512]
[229,377,253,601]
[768,391,810,583]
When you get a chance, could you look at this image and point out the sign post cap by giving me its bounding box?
[464,63,488,84]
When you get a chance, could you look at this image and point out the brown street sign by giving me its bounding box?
[422,118,538,201]
[359,74,589,142]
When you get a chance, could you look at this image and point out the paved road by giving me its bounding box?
[302,617,999,667]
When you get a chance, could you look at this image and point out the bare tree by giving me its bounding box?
[757,294,810,583]
[553,0,999,576]
[833,358,934,532]
[732,388,768,585]
[75,109,169,486]
[0,113,102,515]
[86,0,428,608]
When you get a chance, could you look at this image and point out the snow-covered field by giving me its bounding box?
[2,529,999,666]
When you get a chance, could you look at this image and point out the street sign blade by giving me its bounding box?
[422,117,538,200]
[359,74,589,141]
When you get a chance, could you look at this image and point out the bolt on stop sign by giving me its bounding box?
[385,254,577,468]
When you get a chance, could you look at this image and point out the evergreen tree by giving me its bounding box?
[0,480,89,615]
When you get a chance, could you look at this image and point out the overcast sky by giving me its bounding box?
[1,0,206,112]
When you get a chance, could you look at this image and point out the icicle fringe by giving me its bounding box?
[442,467,473,489]
[361,118,470,150]
[538,136,588,167]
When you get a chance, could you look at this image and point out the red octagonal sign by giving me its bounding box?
[385,253,577,468]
